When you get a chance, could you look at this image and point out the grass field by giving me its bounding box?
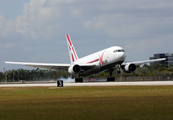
[0,86,173,120]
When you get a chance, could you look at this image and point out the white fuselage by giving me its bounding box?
[72,46,126,76]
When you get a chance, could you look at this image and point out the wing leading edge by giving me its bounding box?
[122,58,166,65]
[4,61,70,70]
[4,61,96,71]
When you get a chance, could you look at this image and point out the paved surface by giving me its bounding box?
[1,81,173,87]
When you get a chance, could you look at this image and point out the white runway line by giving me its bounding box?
[1,81,173,87]
[0,83,55,87]
[65,81,173,86]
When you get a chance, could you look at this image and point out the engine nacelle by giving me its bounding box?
[68,64,81,74]
[123,63,136,73]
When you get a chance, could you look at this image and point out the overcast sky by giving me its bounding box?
[1,0,173,71]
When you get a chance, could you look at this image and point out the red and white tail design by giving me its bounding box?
[66,34,79,63]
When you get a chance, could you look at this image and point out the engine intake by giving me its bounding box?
[123,63,136,73]
[68,64,81,74]
[73,64,80,73]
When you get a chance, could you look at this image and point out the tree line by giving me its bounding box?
[0,69,70,82]
[1,63,173,82]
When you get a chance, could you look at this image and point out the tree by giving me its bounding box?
[0,72,4,82]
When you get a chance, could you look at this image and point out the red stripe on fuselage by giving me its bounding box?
[87,59,99,63]
[67,34,72,46]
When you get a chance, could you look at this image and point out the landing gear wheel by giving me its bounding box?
[75,78,83,83]
[107,77,115,82]
[107,69,115,82]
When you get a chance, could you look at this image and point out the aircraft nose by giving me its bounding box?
[117,52,126,61]
[121,52,126,61]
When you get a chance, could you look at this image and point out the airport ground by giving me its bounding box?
[0,82,173,120]
[1,80,173,87]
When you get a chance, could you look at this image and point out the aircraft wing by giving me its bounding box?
[122,58,166,65]
[4,61,70,70]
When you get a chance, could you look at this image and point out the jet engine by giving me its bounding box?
[68,64,81,74]
[122,63,136,73]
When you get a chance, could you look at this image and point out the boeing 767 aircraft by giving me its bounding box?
[5,34,166,82]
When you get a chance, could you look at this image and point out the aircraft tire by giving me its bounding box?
[107,77,115,82]
[75,78,83,83]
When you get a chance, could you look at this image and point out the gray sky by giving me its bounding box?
[1,0,173,71]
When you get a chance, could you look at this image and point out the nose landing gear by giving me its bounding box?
[107,64,121,82]
[107,77,115,81]
[107,68,115,82]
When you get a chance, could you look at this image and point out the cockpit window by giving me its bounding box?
[113,49,125,53]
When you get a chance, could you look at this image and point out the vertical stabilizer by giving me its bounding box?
[66,34,79,63]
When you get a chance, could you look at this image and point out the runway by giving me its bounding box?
[1,81,173,87]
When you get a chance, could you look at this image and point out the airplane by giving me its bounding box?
[5,34,166,82]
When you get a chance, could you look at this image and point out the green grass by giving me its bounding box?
[0,86,173,120]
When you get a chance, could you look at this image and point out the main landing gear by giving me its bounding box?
[75,78,83,83]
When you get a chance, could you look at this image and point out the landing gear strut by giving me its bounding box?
[116,69,121,74]
[116,64,121,74]
[75,78,83,82]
